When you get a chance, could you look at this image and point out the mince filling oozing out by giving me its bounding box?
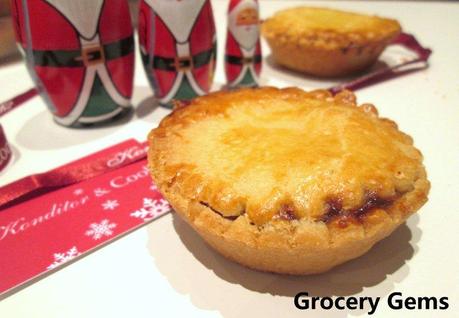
[321,191,399,228]
[200,190,399,227]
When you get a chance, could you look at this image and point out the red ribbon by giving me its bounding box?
[0,88,38,174]
[0,88,38,117]
[0,125,12,173]
[329,32,432,94]
[0,139,148,210]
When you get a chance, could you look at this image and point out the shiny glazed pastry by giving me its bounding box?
[262,7,401,77]
[148,87,429,274]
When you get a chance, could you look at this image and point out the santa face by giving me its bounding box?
[236,7,258,26]
[228,0,259,50]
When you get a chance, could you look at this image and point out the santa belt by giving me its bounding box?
[31,36,134,67]
[225,54,262,65]
[152,47,215,72]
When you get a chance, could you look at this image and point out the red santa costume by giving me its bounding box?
[138,0,216,106]
[11,0,134,126]
[225,0,262,88]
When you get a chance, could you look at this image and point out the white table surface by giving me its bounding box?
[0,1,458,317]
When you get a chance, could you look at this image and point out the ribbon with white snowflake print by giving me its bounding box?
[0,140,171,296]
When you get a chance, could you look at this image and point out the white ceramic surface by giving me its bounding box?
[0,1,458,317]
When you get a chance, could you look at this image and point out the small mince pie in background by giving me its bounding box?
[148,87,429,275]
[262,7,401,77]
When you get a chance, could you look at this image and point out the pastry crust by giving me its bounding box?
[262,7,401,77]
[148,87,429,274]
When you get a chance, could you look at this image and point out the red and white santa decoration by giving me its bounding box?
[10,0,134,126]
[138,0,217,107]
[225,0,262,88]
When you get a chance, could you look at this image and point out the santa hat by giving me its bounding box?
[228,0,258,12]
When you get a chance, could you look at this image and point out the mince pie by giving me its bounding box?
[262,7,401,77]
[148,87,429,274]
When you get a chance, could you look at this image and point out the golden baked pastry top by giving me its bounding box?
[149,87,426,228]
[262,7,401,50]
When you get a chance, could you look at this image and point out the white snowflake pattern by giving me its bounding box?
[94,187,110,197]
[47,246,81,270]
[149,184,158,191]
[102,199,119,210]
[130,198,171,221]
[73,188,84,196]
[85,219,117,240]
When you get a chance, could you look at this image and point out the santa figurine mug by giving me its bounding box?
[138,0,217,107]
[10,0,135,126]
[225,0,262,88]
